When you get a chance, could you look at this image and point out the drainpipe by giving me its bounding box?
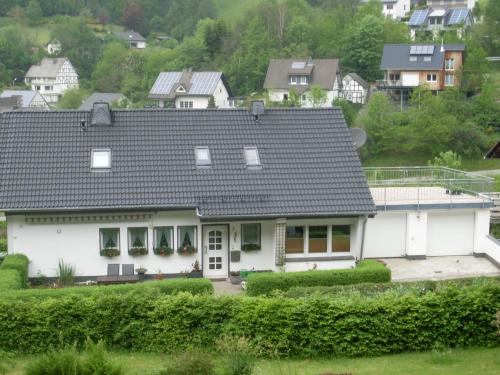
[359,215,369,260]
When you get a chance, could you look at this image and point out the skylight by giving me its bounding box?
[244,147,260,167]
[195,147,211,167]
[91,149,111,169]
[291,62,306,69]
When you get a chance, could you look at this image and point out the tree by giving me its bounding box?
[26,0,42,25]
[0,27,32,87]
[121,3,149,36]
[57,88,86,109]
[308,84,327,107]
[333,98,359,127]
[428,151,462,170]
[342,15,384,82]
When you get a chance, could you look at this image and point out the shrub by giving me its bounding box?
[0,283,497,357]
[0,278,213,302]
[0,238,7,253]
[0,269,23,291]
[159,349,215,375]
[0,253,29,286]
[217,336,254,375]
[57,259,75,286]
[245,260,391,296]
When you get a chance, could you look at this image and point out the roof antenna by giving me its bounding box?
[440,38,444,53]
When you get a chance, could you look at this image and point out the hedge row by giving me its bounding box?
[0,283,498,356]
[0,254,29,291]
[0,238,7,253]
[0,278,214,302]
[245,260,391,296]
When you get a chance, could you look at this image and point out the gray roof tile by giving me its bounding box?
[380,44,465,71]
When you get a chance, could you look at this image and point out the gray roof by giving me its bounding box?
[0,97,20,112]
[0,108,375,218]
[263,59,340,92]
[79,93,126,110]
[114,30,146,42]
[380,44,465,70]
[0,90,37,107]
[25,57,70,78]
[149,71,232,99]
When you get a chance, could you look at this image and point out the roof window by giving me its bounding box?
[244,147,261,167]
[195,147,211,167]
[409,56,418,62]
[91,149,111,169]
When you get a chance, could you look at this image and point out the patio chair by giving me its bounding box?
[96,263,120,284]
[121,264,140,282]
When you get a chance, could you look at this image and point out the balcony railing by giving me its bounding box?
[376,80,418,89]
[364,166,494,208]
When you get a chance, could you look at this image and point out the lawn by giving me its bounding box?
[3,347,500,374]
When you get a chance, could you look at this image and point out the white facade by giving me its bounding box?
[382,0,411,20]
[341,74,369,104]
[46,40,61,55]
[267,79,340,108]
[426,0,476,9]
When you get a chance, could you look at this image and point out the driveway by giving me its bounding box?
[378,256,500,282]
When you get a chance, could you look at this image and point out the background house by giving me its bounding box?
[148,70,234,109]
[24,57,78,104]
[340,73,369,104]
[0,90,50,110]
[45,39,61,55]
[79,92,128,110]
[426,0,476,9]
[377,44,465,105]
[408,8,474,40]
[263,59,341,108]
[113,30,147,49]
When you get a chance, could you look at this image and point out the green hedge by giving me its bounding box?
[0,283,497,356]
[0,254,29,287]
[245,260,391,296]
[0,269,23,291]
[0,278,213,302]
[0,238,7,253]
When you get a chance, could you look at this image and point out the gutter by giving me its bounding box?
[359,215,369,261]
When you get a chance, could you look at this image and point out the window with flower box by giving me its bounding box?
[128,227,148,256]
[177,226,197,255]
[153,226,173,256]
[100,228,120,257]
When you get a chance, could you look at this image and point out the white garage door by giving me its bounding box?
[364,213,406,258]
[401,72,419,87]
[427,212,474,256]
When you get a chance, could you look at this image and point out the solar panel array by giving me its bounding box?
[291,62,306,69]
[409,45,435,55]
[408,9,429,26]
[447,8,468,25]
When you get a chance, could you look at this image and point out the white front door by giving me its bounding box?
[203,225,228,278]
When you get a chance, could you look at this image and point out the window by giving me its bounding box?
[386,4,393,10]
[244,147,260,167]
[154,226,173,254]
[332,226,350,252]
[445,73,454,86]
[128,227,148,255]
[195,147,211,167]
[241,223,261,251]
[285,226,304,254]
[445,58,454,70]
[178,226,197,253]
[180,101,193,108]
[301,94,307,101]
[100,228,120,254]
[44,86,52,91]
[289,76,298,85]
[35,85,41,90]
[426,73,437,82]
[308,226,327,253]
[283,93,288,101]
[409,56,417,62]
[91,149,111,169]
[389,73,400,82]
[423,56,432,62]
[300,76,309,85]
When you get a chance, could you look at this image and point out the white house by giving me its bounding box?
[113,30,147,49]
[426,0,476,9]
[408,8,474,40]
[0,90,50,110]
[24,57,78,104]
[45,39,61,55]
[263,59,341,108]
[381,0,411,20]
[148,70,234,109]
[340,73,369,104]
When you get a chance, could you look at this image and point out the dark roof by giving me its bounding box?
[114,30,146,42]
[263,59,340,92]
[485,141,500,159]
[0,97,20,112]
[380,44,465,71]
[0,108,375,218]
[79,93,126,110]
[25,57,71,78]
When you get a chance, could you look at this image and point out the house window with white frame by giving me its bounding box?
[445,58,454,70]
[91,149,111,169]
[289,75,298,85]
[100,228,120,255]
[128,227,148,254]
[179,101,193,108]
[285,224,352,255]
[241,223,261,251]
[426,73,437,82]
[300,76,309,85]
[445,73,454,86]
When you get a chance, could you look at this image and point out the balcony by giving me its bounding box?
[364,166,494,209]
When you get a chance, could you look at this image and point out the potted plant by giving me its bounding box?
[229,271,242,285]
[241,243,261,251]
[177,232,197,255]
[189,260,203,278]
[135,266,147,280]
[129,237,148,256]
[153,232,174,256]
[100,237,120,257]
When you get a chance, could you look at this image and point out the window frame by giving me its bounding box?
[177,225,197,252]
[128,227,148,253]
[91,148,111,170]
[241,223,261,251]
[194,146,211,167]
[285,225,305,254]
[426,73,437,82]
[99,228,120,252]
[244,147,261,168]
[153,226,174,251]
[289,75,298,85]
[445,58,454,70]
[308,225,328,254]
[285,224,352,257]
[444,73,454,86]
[332,225,351,253]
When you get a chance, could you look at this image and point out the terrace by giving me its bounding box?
[364,166,494,210]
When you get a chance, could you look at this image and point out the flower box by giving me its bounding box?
[177,245,197,255]
[100,247,120,257]
[128,247,148,256]
[241,243,261,251]
[153,247,174,256]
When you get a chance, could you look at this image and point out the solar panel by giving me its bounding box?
[410,45,434,55]
[408,9,428,26]
[448,8,467,25]
[291,62,306,69]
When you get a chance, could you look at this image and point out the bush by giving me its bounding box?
[0,269,22,291]
[0,278,214,302]
[217,336,254,375]
[158,349,215,375]
[245,260,391,296]
[0,238,7,253]
[57,259,75,286]
[0,283,497,357]
[0,253,29,286]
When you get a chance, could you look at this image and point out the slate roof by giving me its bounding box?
[380,44,465,70]
[1,90,38,107]
[79,93,126,110]
[25,58,69,78]
[0,107,375,218]
[114,30,146,42]
[263,59,340,92]
[149,71,232,99]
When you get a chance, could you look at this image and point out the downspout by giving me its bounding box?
[359,215,369,261]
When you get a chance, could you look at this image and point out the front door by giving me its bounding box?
[203,225,228,278]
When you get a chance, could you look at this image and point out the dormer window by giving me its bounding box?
[300,76,308,85]
[91,149,111,169]
[176,85,186,93]
[289,76,298,85]
[195,147,211,167]
[244,147,260,167]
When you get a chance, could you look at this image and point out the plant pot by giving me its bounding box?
[189,271,203,278]
[229,274,242,284]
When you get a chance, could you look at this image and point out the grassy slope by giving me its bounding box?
[5,347,500,374]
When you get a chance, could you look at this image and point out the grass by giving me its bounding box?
[4,347,500,374]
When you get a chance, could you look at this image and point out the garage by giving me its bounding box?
[427,211,474,256]
[364,212,406,258]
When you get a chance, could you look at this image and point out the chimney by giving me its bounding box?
[91,102,112,126]
[249,100,265,122]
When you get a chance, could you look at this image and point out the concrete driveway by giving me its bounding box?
[378,256,500,282]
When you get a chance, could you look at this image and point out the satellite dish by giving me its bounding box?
[350,128,367,149]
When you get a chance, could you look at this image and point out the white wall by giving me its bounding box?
[341,75,368,104]
[406,211,427,257]
[364,212,407,258]
[213,79,232,109]
[382,0,410,20]
[427,211,474,256]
